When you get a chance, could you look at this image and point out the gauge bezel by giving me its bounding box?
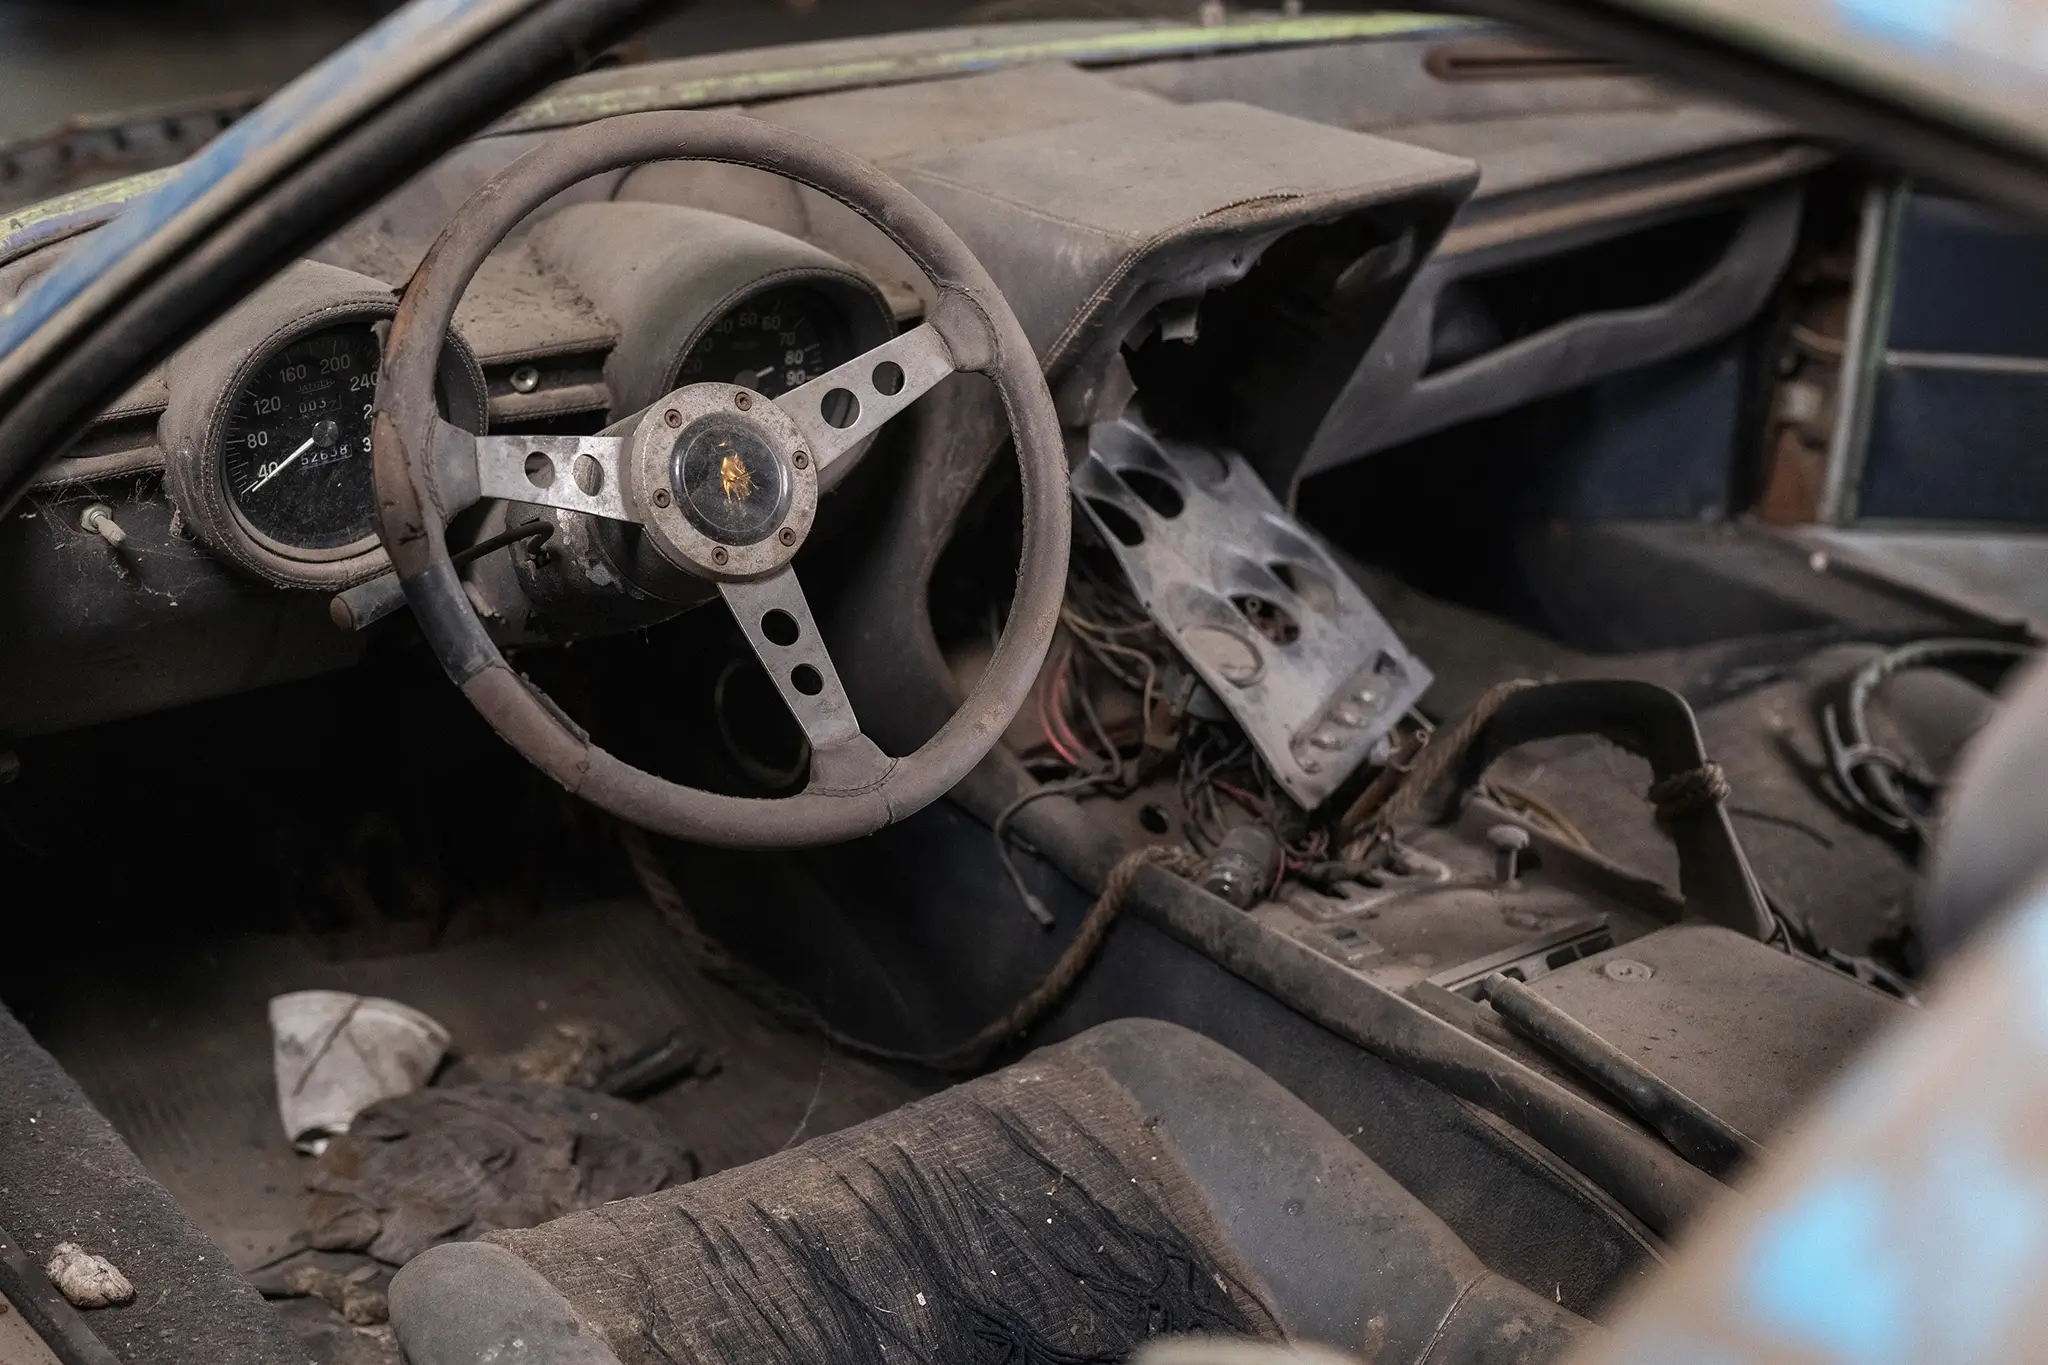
[661,269,892,401]
[219,309,393,566]
[163,267,487,591]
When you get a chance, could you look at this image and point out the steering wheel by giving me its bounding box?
[372,111,1068,849]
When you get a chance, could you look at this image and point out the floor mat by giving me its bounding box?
[7,898,930,1275]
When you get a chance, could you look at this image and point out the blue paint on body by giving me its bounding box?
[0,0,503,355]
[1739,1173,1904,1364]
[1835,0,1963,49]
[1914,1123,2047,1363]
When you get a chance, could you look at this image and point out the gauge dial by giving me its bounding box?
[675,287,844,398]
[221,322,382,552]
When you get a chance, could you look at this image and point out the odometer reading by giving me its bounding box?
[221,323,382,552]
[676,286,843,397]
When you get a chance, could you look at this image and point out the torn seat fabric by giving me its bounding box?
[390,1020,1592,1365]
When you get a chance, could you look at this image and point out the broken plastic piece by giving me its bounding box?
[270,992,451,1155]
[282,1262,389,1325]
[44,1244,132,1309]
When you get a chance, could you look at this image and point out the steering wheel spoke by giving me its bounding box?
[720,566,890,790]
[774,322,957,490]
[472,432,635,522]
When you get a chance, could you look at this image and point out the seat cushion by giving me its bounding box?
[391,1019,1590,1365]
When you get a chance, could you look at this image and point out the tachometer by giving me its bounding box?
[220,322,382,553]
[675,286,842,398]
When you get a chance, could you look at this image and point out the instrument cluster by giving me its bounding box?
[152,204,896,591]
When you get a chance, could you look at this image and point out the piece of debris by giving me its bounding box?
[270,991,452,1155]
[44,1243,133,1308]
[449,1019,627,1090]
[281,1262,388,1325]
[303,1081,694,1266]
[599,1028,712,1099]
[441,1022,711,1099]
[268,1294,403,1365]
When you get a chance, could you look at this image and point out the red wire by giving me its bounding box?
[1211,781,1265,816]
[1037,643,1084,767]
[1046,654,1094,766]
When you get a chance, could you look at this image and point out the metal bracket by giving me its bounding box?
[1071,415,1431,806]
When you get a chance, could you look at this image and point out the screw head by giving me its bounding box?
[1487,824,1531,852]
[734,392,753,411]
[1603,959,1654,983]
[711,546,730,567]
[792,450,809,470]
[650,488,672,509]
[664,409,682,428]
[509,365,541,394]
[778,526,797,547]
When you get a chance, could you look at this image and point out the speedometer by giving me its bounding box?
[160,262,487,591]
[221,322,382,553]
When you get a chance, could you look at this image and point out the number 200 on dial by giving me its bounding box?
[220,323,383,553]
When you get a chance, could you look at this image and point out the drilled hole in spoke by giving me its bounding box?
[572,454,603,496]
[761,609,800,647]
[821,388,859,429]
[871,360,905,396]
[790,663,824,696]
[524,452,555,488]
[1085,497,1144,546]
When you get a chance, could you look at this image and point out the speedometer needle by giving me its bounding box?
[246,436,316,494]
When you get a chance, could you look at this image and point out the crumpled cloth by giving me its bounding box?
[304,1081,693,1266]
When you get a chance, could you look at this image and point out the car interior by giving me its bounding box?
[1,6,2043,1364]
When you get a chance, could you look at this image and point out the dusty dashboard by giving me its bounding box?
[0,181,902,735]
[33,203,897,593]
[0,19,1816,741]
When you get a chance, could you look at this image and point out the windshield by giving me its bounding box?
[1528,0,2048,162]
[0,2,1354,151]
[0,2,1388,224]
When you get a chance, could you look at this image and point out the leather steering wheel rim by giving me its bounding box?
[372,110,1068,848]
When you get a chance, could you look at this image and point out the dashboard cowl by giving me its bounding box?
[526,201,895,421]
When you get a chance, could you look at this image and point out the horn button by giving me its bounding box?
[630,383,818,580]
[672,415,790,546]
